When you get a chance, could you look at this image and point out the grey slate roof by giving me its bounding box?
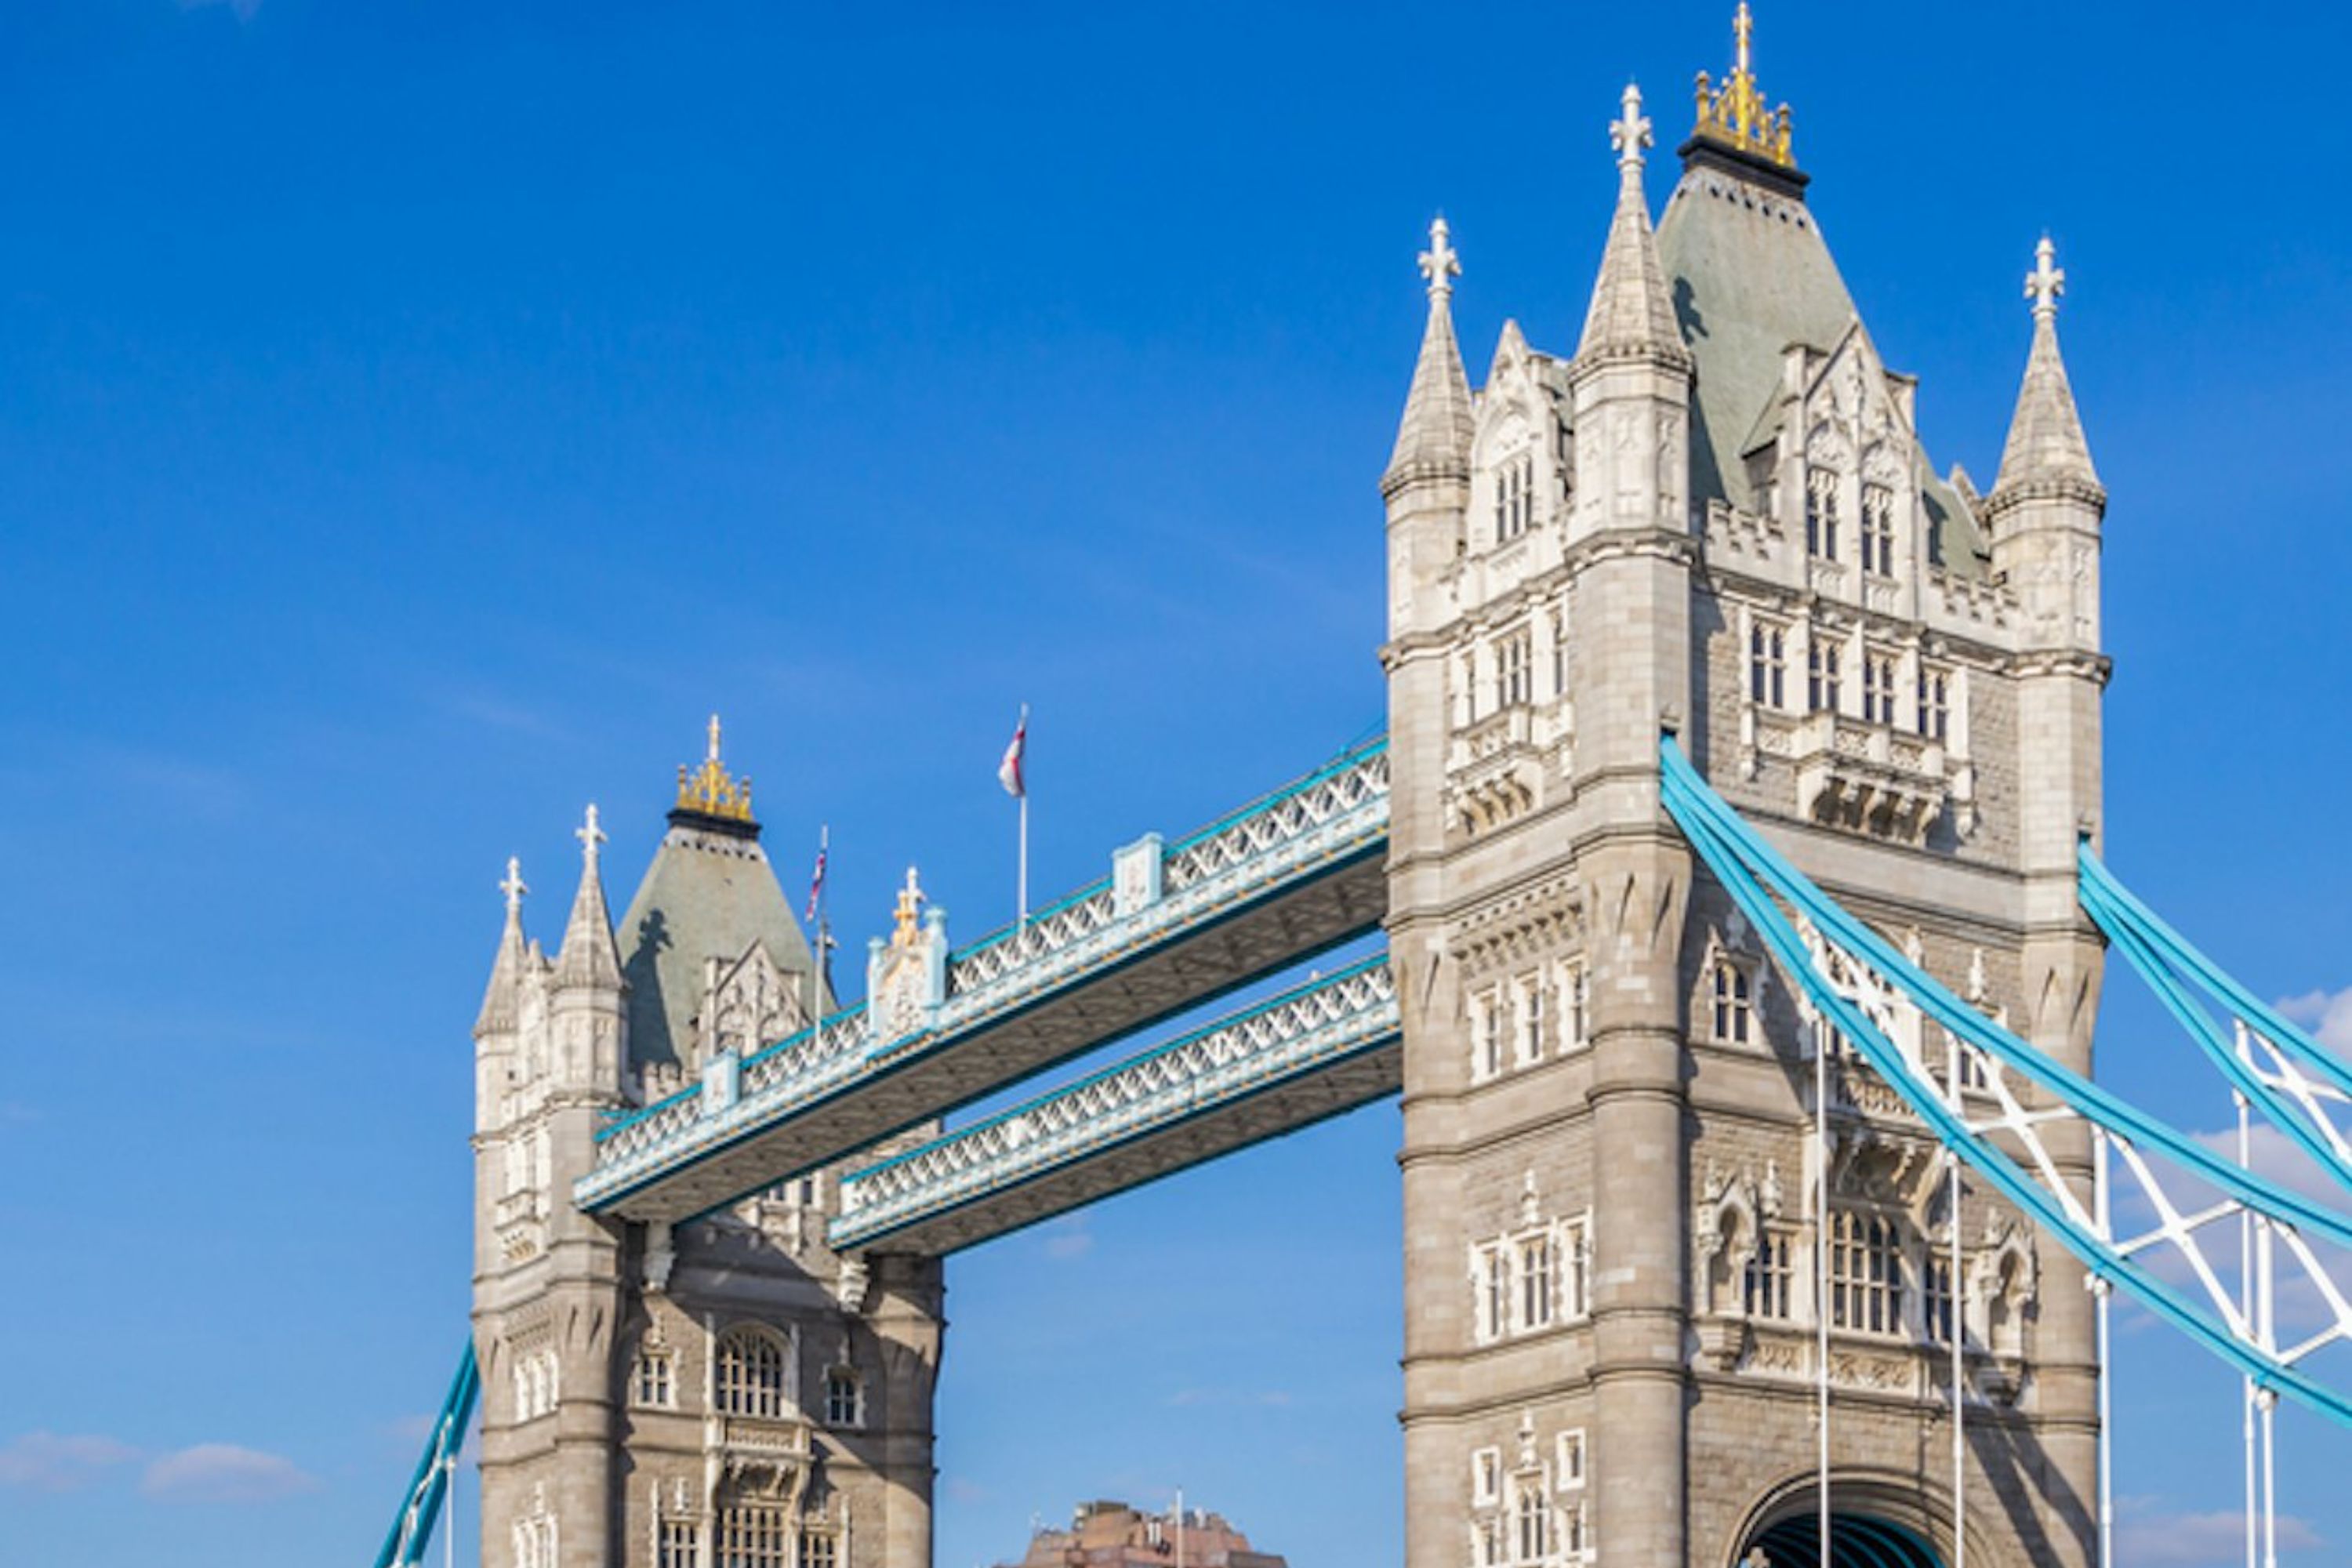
[614,819,826,1073]
[1654,147,1990,570]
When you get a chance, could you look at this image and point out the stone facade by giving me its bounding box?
[1381,17,2104,1568]
[472,736,944,1568]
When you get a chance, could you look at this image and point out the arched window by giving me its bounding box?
[1514,1480,1549,1563]
[715,1327,788,1420]
[1710,959,1753,1045]
[823,1367,863,1428]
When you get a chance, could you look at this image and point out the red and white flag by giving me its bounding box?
[997,707,1028,799]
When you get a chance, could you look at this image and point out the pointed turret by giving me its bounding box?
[1991,238,2103,506]
[1381,216,1475,495]
[475,856,530,1039]
[553,804,626,992]
[1573,83,1691,373]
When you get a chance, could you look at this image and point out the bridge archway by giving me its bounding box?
[1735,1512,1944,1568]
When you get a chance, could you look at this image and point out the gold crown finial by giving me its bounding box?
[891,867,924,948]
[675,713,757,824]
[1693,4,1795,169]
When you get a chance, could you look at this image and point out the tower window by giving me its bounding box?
[804,1531,840,1568]
[824,1367,863,1428]
[1745,1228,1795,1321]
[717,1502,791,1568]
[1925,1250,1958,1346]
[1559,960,1590,1053]
[1549,608,1568,697]
[1474,989,1505,1082]
[1748,623,1787,708]
[1475,1243,1512,1341]
[1517,975,1545,1066]
[1860,485,1896,575]
[715,1327,788,1420]
[1862,650,1898,725]
[1495,452,1535,543]
[1497,627,1533,709]
[1513,1480,1550,1563]
[1519,1233,1554,1330]
[1917,666,1951,742]
[1709,958,1754,1045]
[1829,1210,1905,1335]
[1806,468,1840,560]
[658,1521,699,1568]
[633,1349,675,1409]
[1808,639,1842,713]
[1555,1429,1585,1490]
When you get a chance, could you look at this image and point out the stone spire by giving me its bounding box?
[474,855,530,1037]
[1381,216,1475,495]
[553,804,625,990]
[1992,238,2103,506]
[1574,83,1691,372]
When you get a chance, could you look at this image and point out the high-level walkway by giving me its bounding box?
[829,956,1399,1254]
[575,740,1389,1222]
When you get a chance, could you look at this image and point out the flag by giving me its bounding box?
[997,708,1028,799]
[805,829,828,922]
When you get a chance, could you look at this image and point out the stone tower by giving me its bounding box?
[472,721,946,1568]
[1384,12,2103,1567]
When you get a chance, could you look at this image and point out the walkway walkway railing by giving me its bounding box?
[830,955,1398,1253]
[575,739,1389,1218]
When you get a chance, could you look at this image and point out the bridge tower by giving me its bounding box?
[472,725,945,1568]
[1384,13,2103,1567]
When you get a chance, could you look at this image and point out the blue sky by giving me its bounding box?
[3,2,2351,1566]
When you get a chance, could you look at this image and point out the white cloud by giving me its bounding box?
[2114,1499,2318,1565]
[141,1444,318,1504]
[0,1432,139,1492]
[1039,1214,1093,1260]
[2278,986,2352,1054]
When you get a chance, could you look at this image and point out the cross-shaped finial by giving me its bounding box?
[576,803,607,865]
[2025,236,2065,321]
[500,855,528,915]
[1611,82,1653,173]
[1733,2,1755,76]
[706,713,723,764]
[1417,216,1460,303]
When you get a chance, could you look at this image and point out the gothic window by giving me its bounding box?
[1862,649,1898,725]
[1745,1228,1796,1321]
[1497,627,1533,709]
[1806,468,1840,560]
[1474,989,1505,1083]
[1917,666,1951,742]
[1860,485,1896,575]
[1460,652,1479,726]
[1512,1480,1550,1563]
[659,1521,700,1568]
[1748,622,1787,708]
[1829,1210,1905,1335]
[1924,1250,1958,1346]
[633,1349,676,1409]
[1709,957,1755,1046]
[717,1501,792,1568]
[512,1348,557,1421]
[1808,639,1842,713]
[823,1367,863,1428]
[1472,1446,1502,1506]
[1549,608,1568,698]
[1495,451,1534,543]
[715,1327,788,1420]
[804,1531,841,1568]
[1559,1218,1592,1320]
[1518,1233,1554,1330]
[1516,974,1545,1067]
[1563,1499,1589,1561]
[1475,1519,1506,1568]
[514,1515,557,1568]
[1555,1430,1585,1490]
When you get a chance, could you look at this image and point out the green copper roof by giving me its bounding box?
[614,820,826,1073]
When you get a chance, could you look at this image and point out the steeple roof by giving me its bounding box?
[1574,84,1690,372]
[474,855,530,1037]
[1992,238,2102,503]
[1382,216,1475,492]
[615,722,825,1073]
[553,804,625,991]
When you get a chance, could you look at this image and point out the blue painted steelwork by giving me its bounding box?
[375,1341,478,1568]
[829,955,1399,1253]
[2081,848,2352,1190]
[1660,735,2352,1431]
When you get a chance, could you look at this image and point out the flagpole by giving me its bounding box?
[1018,790,1029,931]
[817,822,832,1008]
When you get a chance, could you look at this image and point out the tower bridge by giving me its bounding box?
[378,11,2352,1568]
